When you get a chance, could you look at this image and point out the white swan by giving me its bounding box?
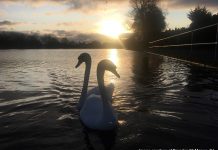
[75,53,115,110]
[80,59,120,130]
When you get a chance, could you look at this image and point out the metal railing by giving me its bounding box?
[149,23,218,60]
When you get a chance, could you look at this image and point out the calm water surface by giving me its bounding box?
[0,49,218,149]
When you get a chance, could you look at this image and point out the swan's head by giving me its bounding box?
[75,53,91,68]
[98,59,120,78]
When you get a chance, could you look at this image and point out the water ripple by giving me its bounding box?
[0,49,218,149]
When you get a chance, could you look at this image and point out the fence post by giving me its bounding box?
[215,23,218,61]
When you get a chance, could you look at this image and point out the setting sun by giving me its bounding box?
[99,20,125,38]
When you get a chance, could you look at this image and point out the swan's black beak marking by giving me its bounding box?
[75,60,82,68]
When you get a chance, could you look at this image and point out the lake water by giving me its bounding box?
[0,49,218,149]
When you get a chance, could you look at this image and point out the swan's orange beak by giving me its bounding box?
[75,60,83,68]
[112,69,120,78]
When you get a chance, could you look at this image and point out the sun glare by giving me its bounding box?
[107,49,119,84]
[99,20,125,38]
[108,49,119,65]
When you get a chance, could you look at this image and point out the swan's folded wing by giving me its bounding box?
[80,94,117,130]
[80,94,103,128]
[87,83,114,102]
[87,86,99,96]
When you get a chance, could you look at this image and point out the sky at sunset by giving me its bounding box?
[0,0,218,39]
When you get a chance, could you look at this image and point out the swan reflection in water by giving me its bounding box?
[82,125,117,150]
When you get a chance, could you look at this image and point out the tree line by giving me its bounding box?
[0,31,122,49]
[123,0,218,50]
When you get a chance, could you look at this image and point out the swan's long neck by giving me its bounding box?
[97,66,113,118]
[78,59,91,109]
[82,60,91,95]
[97,68,106,101]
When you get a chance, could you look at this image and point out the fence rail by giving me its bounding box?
[149,23,218,63]
[151,42,218,48]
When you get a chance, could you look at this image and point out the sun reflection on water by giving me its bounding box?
[108,49,119,65]
[106,49,119,84]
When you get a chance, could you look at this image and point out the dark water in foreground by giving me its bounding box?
[0,49,218,149]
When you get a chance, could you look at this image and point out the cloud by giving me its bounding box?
[44,29,117,42]
[0,20,21,26]
[1,0,218,9]
[0,11,5,16]
[70,33,118,43]
[49,30,79,38]
[163,0,218,9]
[56,21,93,28]
[0,27,7,31]
[0,0,127,9]
[57,22,82,26]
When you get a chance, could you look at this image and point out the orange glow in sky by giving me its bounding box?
[0,0,214,36]
[99,19,126,38]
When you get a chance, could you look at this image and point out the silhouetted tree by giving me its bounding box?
[0,32,42,49]
[188,6,213,29]
[130,0,166,48]
[212,13,218,24]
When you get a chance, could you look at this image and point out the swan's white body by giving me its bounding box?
[80,93,117,130]
[78,84,114,109]
[76,57,119,130]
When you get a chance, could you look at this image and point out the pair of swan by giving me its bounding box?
[75,53,120,130]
